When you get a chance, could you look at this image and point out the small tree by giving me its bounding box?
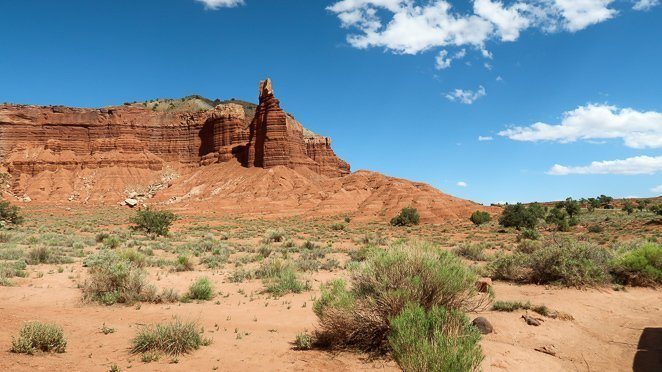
[469,211,491,226]
[562,198,581,217]
[636,200,650,212]
[498,203,538,230]
[622,202,635,215]
[390,207,420,227]
[598,194,613,208]
[0,200,24,226]
[130,208,177,237]
[587,198,600,212]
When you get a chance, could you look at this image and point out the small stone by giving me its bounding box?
[124,198,138,207]
[522,314,542,326]
[472,317,493,334]
[535,344,558,356]
[127,192,138,199]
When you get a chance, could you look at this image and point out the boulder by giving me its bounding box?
[472,317,493,334]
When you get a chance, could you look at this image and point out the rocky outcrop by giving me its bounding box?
[0,79,349,181]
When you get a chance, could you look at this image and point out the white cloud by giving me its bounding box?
[633,0,660,11]
[445,85,486,104]
[651,184,662,194]
[327,0,619,66]
[478,135,494,141]
[547,155,662,175]
[195,0,244,9]
[499,104,662,149]
[435,48,467,69]
[457,181,468,187]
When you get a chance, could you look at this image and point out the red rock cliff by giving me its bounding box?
[0,79,349,179]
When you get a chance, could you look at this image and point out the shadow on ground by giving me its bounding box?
[633,327,662,372]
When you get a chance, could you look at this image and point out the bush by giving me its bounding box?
[186,277,214,301]
[0,200,24,226]
[390,207,420,227]
[610,242,661,286]
[313,242,487,352]
[257,260,309,296]
[130,208,177,237]
[528,241,612,286]
[454,243,489,261]
[294,332,313,350]
[263,229,286,243]
[517,228,540,241]
[469,211,491,226]
[175,255,194,272]
[388,303,483,372]
[11,322,67,354]
[499,203,539,230]
[587,225,603,233]
[131,319,209,356]
[515,239,542,254]
[487,253,531,282]
[82,250,154,305]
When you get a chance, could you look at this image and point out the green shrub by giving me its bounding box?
[27,246,51,264]
[82,250,154,305]
[175,255,194,272]
[313,242,487,351]
[528,241,612,286]
[390,207,420,227]
[0,200,24,226]
[262,229,286,243]
[117,248,146,268]
[130,208,177,237]
[131,319,209,356]
[454,243,489,261]
[388,303,483,372]
[11,322,67,354]
[610,242,661,286]
[186,277,214,301]
[294,332,313,350]
[491,300,531,312]
[487,253,531,282]
[515,239,542,254]
[330,222,347,231]
[587,225,604,233]
[499,203,540,230]
[257,260,309,296]
[469,211,491,226]
[517,228,540,241]
[102,235,122,249]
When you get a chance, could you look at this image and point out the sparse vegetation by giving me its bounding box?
[611,242,661,286]
[186,277,214,301]
[11,321,67,354]
[0,200,24,227]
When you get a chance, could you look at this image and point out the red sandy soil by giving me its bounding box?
[1,264,659,371]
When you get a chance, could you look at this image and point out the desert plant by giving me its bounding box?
[528,241,612,286]
[130,208,177,237]
[257,260,309,296]
[0,200,24,226]
[294,332,313,350]
[82,250,154,305]
[175,255,194,272]
[390,207,420,227]
[263,229,286,243]
[11,321,67,354]
[313,242,487,352]
[499,203,539,230]
[469,211,491,226]
[517,228,540,241]
[487,253,531,282]
[610,242,661,286]
[454,243,489,261]
[131,319,209,356]
[388,303,483,372]
[186,277,214,301]
[587,225,604,233]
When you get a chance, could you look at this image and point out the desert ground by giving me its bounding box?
[1,204,660,371]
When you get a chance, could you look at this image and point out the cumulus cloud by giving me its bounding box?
[499,104,662,149]
[457,181,468,187]
[478,136,494,141]
[445,85,486,104]
[547,155,662,175]
[195,0,244,9]
[435,49,466,69]
[633,0,660,11]
[327,0,619,65]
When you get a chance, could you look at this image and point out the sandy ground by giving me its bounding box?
[0,262,660,372]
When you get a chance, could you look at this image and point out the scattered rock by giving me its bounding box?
[124,198,138,207]
[127,191,138,199]
[476,278,492,293]
[535,344,558,356]
[19,195,31,203]
[472,317,493,334]
[522,314,543,326]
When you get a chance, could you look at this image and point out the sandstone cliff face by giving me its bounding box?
[0,79,349,182]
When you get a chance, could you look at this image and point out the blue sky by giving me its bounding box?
[1,0,660,204]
